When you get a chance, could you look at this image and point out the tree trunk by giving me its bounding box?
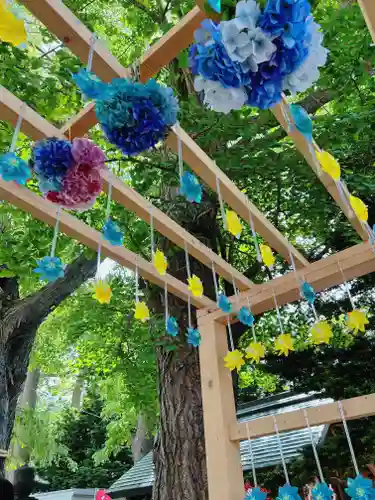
[0,252,96,474]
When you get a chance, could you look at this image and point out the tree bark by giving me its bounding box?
[0,252,96,474]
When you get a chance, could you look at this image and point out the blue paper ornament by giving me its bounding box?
[72,69,109,100]
[33,138,75,186]
[277,484,302,500]
[166,316,179,337]
[312,483,334,500]
[208,0,221,13]
[34,256,65,282]
[246,488,268,500]
[187,327,201,347]
[218,293,232,313]
[301,281,316,305]
[289,105,313,140]
[102,219,124,246]
[180,171,202,203]
[0,152,31,185]
[238,306,254,327]
[345,475,375,500]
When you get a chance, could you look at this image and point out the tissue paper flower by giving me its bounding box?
[103,219,124,246]
[0,152,31,185]
[226,210,243,238]
[350,195,368,222]
[316,150,340,182]
[180,171,202,203]
[218,293,232,313]
[277,484,302,500]
[260,244,275,269]
[345,475,375,500]
[72,69,109,100]
[246,487,268,500]
[134,301,150,322]
[274,333,294,356]
[71,137,106,168]
[235,0,261,30]
[0,0,27,47]
[311,320,332,345]
[245,341,265,363]
[312,483,334,500]
[93,280,112,304]
[166,316,179,336]
[289,104,313,140]
[346,310,369,334]
[238,306,254,327]
[188,274,204,297]
[187,327,201,347]
[224,349,245,371]
[34,256,64,282]
[33,138,75,185]
[301,281,316,305]
[194,76,247,114]
[153,249,168,276]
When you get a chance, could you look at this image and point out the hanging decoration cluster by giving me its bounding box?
[189,0,328,113]
[73,71,179,156]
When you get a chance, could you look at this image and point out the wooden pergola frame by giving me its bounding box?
[1,1,375,498]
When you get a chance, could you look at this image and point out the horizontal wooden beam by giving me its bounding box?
[0,179,216,309]
[0,85,252,290]
[359,0,375,43]
[198,241,375,324]
[231,393,375,441]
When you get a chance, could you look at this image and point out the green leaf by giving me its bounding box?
[0,269,16,278]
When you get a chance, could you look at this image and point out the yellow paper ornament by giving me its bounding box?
[92,280,112,304]
[224,349,245,371]
[260,244,275,269]
[274,333,294,356]
[316,150,341,182]
[134,301,150,322]
[245,341,265,363]
[346,309,369,334]
[0,0,27,47]
[350,195,368,222]
[311,320,332,345]
[226,210,243,238]
[188,274,204,297]
[153,249,168,276]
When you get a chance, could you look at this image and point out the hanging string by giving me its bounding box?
[248,205,262,263]
[246,422,258,488]
[184,242,191,280]
[336,180,354,219]
[105,182,112,220]
[338,401,360,476]
[273,415,290,485]
[281,99,293,133]
[303,409,325,483]
[232,274,240,308]
[211,262,219,302]
[246,297,257,342]
[273,291,284,334]
[87,34,97,72]
[135,258,139,303]
[216,175,227,230]
[164,281,168,329]
[177,122,184,184]
[310,301,319,321]
[150,205,155,258]
[187,294,192,329]
[50,206,61,258]
[227,317,235,351]
[337,261,355,309]
[96,241,102,279]
[10,111,24,153]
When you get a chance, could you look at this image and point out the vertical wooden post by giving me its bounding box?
[359,0,375,43]
[198,318,244,500]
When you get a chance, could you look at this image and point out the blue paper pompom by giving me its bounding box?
[72,69,110,100]
[218,293,232,313]
[0,152,31,185]
[34,256,65,282]
[238,306,254,327]
[102,219,124,246]
[277,484,302,500]
[312,483,333,500]
[33,138,74,186]
[301,281,315,305]
[345,475,375,500]
[166,316,179,337]
[187,327,201,347]
[289,104,313,139]
[180,171,202,203]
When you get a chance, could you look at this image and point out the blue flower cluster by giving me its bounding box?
[74,72,179,156]
[190,0,327,113]
[33,138,74,192]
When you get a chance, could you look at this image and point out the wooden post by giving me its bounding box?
[359,0,375,43]
[198,319,244,500]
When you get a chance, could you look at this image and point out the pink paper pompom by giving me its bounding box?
[71,138,106,168]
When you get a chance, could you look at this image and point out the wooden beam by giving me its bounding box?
[359,0,375,43]
[199,320,244,500]
[198,241,375,324]
[0,179,216,309]
[0,85,252,290]
[231,393,375,441]
[0,449,8,458]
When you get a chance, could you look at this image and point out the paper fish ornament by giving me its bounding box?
[346,309,369,334]
[188,274,204,297]
[180,171,202,203]
[153,249,168,276]
[311,483,334,500]
[260,244,275,269]
[166,316,179,336]
[0,0,27,47]
[103,219,124,246]
[92,280,112,304]
[289,105,313,140]
[187,327,201,347]
[345,475,375,500]
[134,301,150,322]
[245,341,265,363]
[350,195,368,222]
[274,333,294,356]
[0,153,31,185]
[301,281,316,305]
[277,484,302,500]
[238,306,254,327]
[34,256,65,282]
[224,349,245,371]
[226,210,242,238]
[218,293,232,313]
[316,150,341,182]
[311,320,332,345]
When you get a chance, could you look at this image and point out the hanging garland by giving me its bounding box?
[189,0,328,114]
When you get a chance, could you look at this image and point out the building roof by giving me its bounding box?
[34,489,97,500]
[109,392,332,498]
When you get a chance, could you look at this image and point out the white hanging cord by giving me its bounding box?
[216,175,227,230]
[227,317,235,351]
[96,241,102,279]
[50,206,61,258]
[10,112,24,153]
[150,205,155,258]
[87,34,97,72]
[232,274,240,308]
[105,182,112,220]
[135,258,139,303]
[303,409,325,483]
[246,297,257,342]
[246,422,258,488]
[164,281,168,329]
[177,122,184,184]
[184,242,191,280]
[338,401,360,476]
[248,206,262,263]
[310,302,319,321]
[273,415,290,485]
[281,99,293,133]
[337,261,355,309]
[336,180,353,218]
[211,262,219,302]
[273,291,284,334]
[187,294,192,329]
